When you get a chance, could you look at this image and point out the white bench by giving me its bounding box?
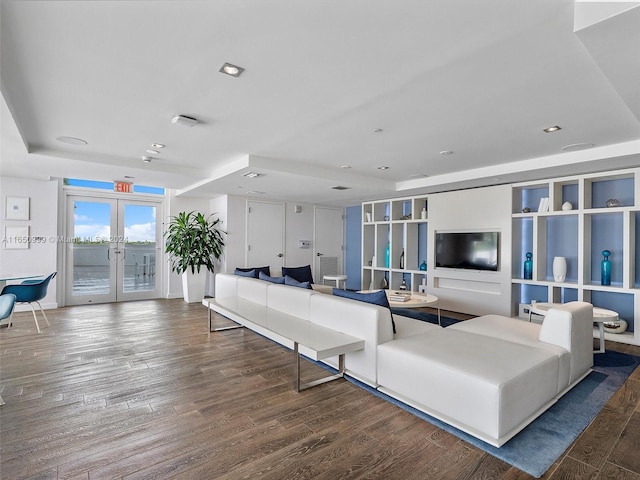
[205,275,365,391]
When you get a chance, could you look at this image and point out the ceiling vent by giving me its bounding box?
[331,186,350,190]
[171,115,199,127]
[242,172,263,178]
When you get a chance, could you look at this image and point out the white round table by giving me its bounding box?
[528,302,617,353]
[360,290,441,325]
[323,275,347,289]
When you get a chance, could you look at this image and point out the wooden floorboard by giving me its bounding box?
[1,299,639,479]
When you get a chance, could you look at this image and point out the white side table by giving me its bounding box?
[323,275,347,289]
[528,302,617,353]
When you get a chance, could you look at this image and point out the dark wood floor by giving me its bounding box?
[1,300,639,480]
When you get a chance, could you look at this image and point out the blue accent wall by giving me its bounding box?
[345,205,362,290]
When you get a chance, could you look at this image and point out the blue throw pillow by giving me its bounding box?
[284,275,312,289]
[332,289,396,333]
[234,268,256,278]
[259,271,286,284]
[282,265,314,284]
[234,266,271,278]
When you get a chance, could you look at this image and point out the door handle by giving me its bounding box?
[316,252,323,256]
[277,253,283,258]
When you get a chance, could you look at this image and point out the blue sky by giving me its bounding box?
[68,179,162,243]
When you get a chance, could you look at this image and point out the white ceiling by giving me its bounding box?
[1,0,639,206]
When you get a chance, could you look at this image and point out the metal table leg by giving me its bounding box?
[294,342,346,392]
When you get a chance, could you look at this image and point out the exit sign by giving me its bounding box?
[114,181,133,193]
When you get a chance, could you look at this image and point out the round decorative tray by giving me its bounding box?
[603,319,627,334]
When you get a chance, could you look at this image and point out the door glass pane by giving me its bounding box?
[72,201,111,295]
[123,204,156,292]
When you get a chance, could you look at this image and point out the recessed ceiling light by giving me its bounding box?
[219,62,244,77]
[151,143,165,149]
[377,166,390,170]
[439,150,453,155]
[373,128,383,133]
[331,186,350,190]
[543,125,561,133]
[146,149,159,155]
[56,136,87,145]
[242,172,263,178]
[142,156,152,163]
[172,115,198,127]
[340,165,351,169]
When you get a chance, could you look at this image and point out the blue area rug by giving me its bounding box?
[346,320,640,478]
[391,308,460,327]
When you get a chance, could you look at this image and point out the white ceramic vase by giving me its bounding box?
[552,256,567,282]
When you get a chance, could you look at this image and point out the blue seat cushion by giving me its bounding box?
[332,289,396,333]
[259,271,286,284]
[282,265,314,284]
[284,275,312,289]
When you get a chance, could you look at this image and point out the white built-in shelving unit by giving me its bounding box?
[511,167,640,345]
[361,195,429,292]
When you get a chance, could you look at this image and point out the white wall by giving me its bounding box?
[211,195,338,278]
[428,184,512,316]
[0,176,60,309]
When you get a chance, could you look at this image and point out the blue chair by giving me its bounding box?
[0,293,16,405]
[1,272,56,333]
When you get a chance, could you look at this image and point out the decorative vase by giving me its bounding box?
[552,256,566,282]
[523,252,533,280]
[562,201,572,211]
[601,250,611,286]
[419,260,427,271]
[385,243,390,268]
[399,249,405,269]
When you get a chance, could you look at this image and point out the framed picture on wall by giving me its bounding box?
[4,196,30,220]
[3,226,30,249]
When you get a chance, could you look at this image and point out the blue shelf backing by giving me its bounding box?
[521,187,549,213]
[562,183,579,209]
[590,291,634,332]
[546,216,579,282]
[636,212,640,289]
[590,213,624,285]
[591,177,634,208]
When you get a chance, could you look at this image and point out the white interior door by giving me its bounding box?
[66,195,162,305]
[246,201,285,275]
[314,206,344,282]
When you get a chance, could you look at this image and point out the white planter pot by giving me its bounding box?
[552,256,567,282]
[182,270,208,303]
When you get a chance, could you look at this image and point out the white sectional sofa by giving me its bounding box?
[205,273,594,447]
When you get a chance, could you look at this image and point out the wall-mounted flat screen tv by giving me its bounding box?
[435,231,500,271]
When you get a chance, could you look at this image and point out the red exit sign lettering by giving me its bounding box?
[114,181,133,193]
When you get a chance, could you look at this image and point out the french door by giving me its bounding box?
[65,195,162,305]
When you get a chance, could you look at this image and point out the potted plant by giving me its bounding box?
[164,211,225,303]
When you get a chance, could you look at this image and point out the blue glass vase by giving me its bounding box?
[523,252,533,280]
[601,250,611,286]
[419,260,427,271]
